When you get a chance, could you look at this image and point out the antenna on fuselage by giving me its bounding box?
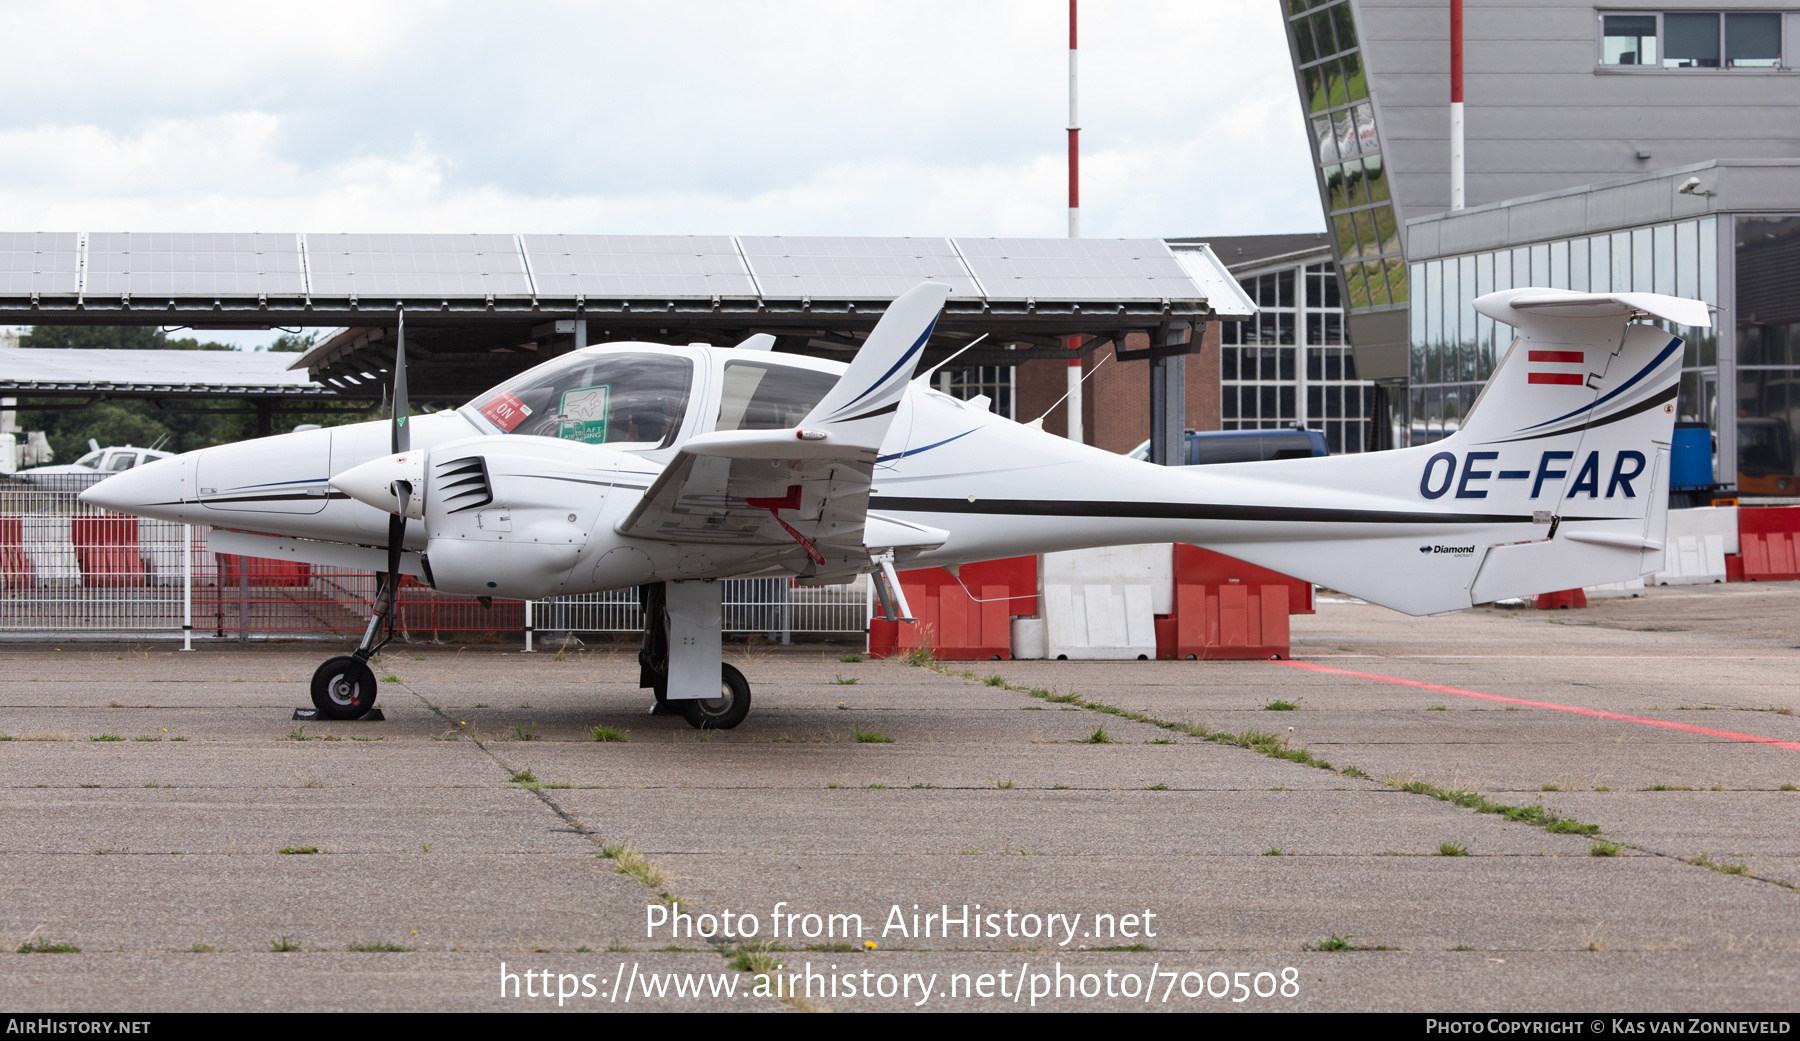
[912,334,989,386]
[1024,351,1110,430]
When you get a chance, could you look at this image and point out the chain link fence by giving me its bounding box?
[0,475,868,642]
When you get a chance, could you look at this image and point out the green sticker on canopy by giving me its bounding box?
[558,384,611,444]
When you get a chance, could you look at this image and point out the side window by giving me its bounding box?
[714,361,840,432]
[106,452,138,472]
[1601,14,1657,66]
[467,352,694,449]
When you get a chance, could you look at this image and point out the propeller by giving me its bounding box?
[386,308,411,588]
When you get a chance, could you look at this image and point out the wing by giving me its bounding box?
[616,281,953,575]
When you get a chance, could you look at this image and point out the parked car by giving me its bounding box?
[14,442,174,488]
[1126,428,1329,465]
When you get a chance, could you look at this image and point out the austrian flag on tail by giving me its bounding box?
[1527,349,1585,386]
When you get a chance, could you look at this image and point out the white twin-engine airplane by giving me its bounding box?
[83,281,1708,729]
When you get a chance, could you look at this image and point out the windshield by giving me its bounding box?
[465,351,694,449]
[74,450,103,469]
[715,360,838,431]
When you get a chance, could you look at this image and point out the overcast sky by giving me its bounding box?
[0,1,1320,346]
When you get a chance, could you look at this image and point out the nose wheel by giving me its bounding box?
[311,655,379,720]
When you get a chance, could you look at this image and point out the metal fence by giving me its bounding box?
[0,475,868,642]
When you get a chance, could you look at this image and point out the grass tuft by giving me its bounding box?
[17,938,80,954]
[838,653,863,663]
[89,734,124,742]
[1589,840,1625,857]
[1264,700,1299,712]
[609,847,668,888]
[1144,783,1169,791]
[992,778,1015,789]
[591,725,631,743]
[1081,726,1116,744]
[512,723,539,742]
[509,769,537,784]
[1264,847,1285,856]
[983,674,1007,687]
[279,846,321,855]
[831,674,858,685]
[270,937,300,952]
[1646,784,1693,791]
[850,727,893,744]
[1304,935,1361,952]
[1437,841,1470,857]
[346,940,415,952]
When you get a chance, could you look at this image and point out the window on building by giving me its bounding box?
[1220,260,1374,452]
[1598,11,1784,69]
[936,364,1016,420]
[1602,14,1658,64]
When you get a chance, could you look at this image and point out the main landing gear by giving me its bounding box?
[310,568,401,720]
[638,580,752,729]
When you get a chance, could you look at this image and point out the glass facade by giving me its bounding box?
[1735,216,1800,494]
[1220,260,1375,453]
[1408,217,1720,447]
[1287,0,1408,314]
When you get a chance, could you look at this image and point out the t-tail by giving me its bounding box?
[1192,288,1706,614]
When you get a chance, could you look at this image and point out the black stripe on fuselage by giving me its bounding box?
[867,496,1634,526]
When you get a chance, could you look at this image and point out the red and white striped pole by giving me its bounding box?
[1450,0,1464,210]
[1065,0,1084,444]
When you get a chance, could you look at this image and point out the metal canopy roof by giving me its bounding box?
[0,233,1253,400]
[0,348,333,400]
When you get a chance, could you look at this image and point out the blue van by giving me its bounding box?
[1126,428,1330,465]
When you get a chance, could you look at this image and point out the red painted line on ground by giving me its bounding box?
[1279,659,1800,752]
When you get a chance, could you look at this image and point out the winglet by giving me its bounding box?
[801,281,952,451]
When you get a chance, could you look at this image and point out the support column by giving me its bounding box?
[1148,355,1187,465]
[1716,215,1738,490]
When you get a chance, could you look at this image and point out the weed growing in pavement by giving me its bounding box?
[287,726,310,742]
[983,674,1007,687]
[512,723,539,742]
[1092,944,1154,952]
[1781,784,1798,791]
[1264,848,1285,856]
[89,734,123,742]
[910,783,939,789]
[279,846,322,855]
[270,938,300,952]
[346,941,415,952]
[190,943,220,953]
[591,726,631,743]
[382,674,401,684]
[838,653,863,663]
[1590,840,1625,857]
[1340,766,1368,779]
[1264,701,1298,712]
[825,783,841,789]
[867,783,887,789]
[1051,784,1071,790]
[1688,855,1750,875]
[992,779,1015,789]
[729,940,787,974]
[1146,738,1173,744]
[509,769,538,784]
[1081,726,1115,744]
[1438,841,1470,857]
[17,938,79,954]
[1144,784,1169,791]
[1304,935,1370,952]
[1646,784,1693,791]
[831,674,858,685]
[606,847,668,889]
[1427,706,1448,711]
[1581,927,1609,952]
[851,727,893,744]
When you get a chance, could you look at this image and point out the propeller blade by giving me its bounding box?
[386,513,406,592]
[392,308,410,455]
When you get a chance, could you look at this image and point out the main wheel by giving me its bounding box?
[680,663,751,730]
[311,656,378,720]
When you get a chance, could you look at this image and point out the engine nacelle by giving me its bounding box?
[416,435,615,600]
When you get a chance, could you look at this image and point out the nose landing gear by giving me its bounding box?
[310,568,402,721]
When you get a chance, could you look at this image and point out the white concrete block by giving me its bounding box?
[1043,543,1172,615]
[1010,617,1046,660]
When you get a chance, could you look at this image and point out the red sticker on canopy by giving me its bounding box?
[479,391,532,432]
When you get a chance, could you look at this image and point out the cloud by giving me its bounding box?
[0,1,1322,239]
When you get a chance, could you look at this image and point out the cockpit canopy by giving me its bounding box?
[463,351,694,449]
[461,347,846,451]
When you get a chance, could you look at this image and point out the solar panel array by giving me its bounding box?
[305,233,533,298]
[0,233,80,296]
[737,236,984,300]
[85,232,306,298]
[0,233,1227,306]
[521,235,755,298]
[957,238,1196,302]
